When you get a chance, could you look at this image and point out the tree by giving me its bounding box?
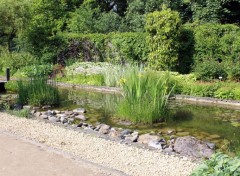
[0,0,31,50]
[145,6,181,70]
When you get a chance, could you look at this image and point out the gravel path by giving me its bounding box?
[0,112,199,176]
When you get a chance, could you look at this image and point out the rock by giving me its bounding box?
[32,107,40,111]
[60,116,68,123]
[54,110,61,114]
[109,128,121,138]
[68,118,75,124]
[48,116,60,123]
[174,136,214,159]
[75,114,87,121]
[163,147,174,154]
[64,110,73,115]
[30,110,36,115]
[206,142,216,150]
[13,103,23,110]
[95,124,102,131]
[42,105,51,110]
[125,134,138,142]
[120,129,132,139]
[167,130,176,135]
[82,122,88,127]
[73,108,86,114]
[77,122,83,128]
[23,105,32,110]
[34,111,42,117]
[148,141,163,150]
[138,134,160,145]
[99,124,111,134]
[39,114,48,119]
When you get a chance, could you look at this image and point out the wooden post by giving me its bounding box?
[6,68,10,81]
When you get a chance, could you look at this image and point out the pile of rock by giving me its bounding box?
[31,108,87,124]
[30,107,215,159]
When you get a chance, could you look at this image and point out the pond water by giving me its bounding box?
[59,88,240,154]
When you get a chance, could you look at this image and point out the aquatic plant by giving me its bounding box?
[17,77,59,106]
[118,66,174,124]
[191,152,240,175]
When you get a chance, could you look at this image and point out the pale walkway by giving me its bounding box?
[0,132,118,176]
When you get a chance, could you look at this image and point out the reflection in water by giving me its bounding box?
[59,88,240,153]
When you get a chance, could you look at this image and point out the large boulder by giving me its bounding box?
[138,134,160,145]
[174,136,214,159]
[98,124,111,134]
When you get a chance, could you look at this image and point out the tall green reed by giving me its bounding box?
[118,66,174,124]
[17,77,59,106]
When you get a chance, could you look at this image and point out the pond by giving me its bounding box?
[58,88,240,155]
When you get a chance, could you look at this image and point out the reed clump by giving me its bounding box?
[17,77,59,106]
[118,66,174,124]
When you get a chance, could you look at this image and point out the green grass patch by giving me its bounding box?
[17,77,60,106]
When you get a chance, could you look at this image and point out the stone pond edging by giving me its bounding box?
[28,106,215,160]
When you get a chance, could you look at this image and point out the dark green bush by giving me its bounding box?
[194,60,227,81]
[60,32,148,64]
[193,23,240,64]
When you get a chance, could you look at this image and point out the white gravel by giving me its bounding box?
[0,112,199,176]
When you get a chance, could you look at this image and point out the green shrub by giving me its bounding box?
[4,81,18,92]
[214,87,234,100]
[194,60,227,81]
[118,67,174,124]
[225,62,240,81]
[191,153,240,176]
[60,32,148,64]
[0,50,37,74]
[145,7,181,71]
[17,77,59,106]
[21,64,53,77]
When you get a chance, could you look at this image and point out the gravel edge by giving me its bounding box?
[0,112,199,176]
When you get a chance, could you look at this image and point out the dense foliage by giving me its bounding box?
[191,153,240,175]
[0,0,240,76]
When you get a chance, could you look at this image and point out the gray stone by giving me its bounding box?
[206,142,216,150]
[73,108,86,114]
[60,116,68,123]
[163,147,174,154]
[23,105,32,110]
[138,134,160,145]
[99,124,111,134]
[109,128,121,138]
[64,111,73,115]
[174,136,214,159]
[42,105,51,110]
[120,129,132,139]
[148,140,163,150]
[167,130,176,135]
[77,122,83,128]
[39,114,48,119]
[32,107,40,111]
[30,110,36,115]
[75,114,87,121]
[82,123,88,127]
[48,116,60,123]
[125,134,138,142]
[68,118,75,124]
